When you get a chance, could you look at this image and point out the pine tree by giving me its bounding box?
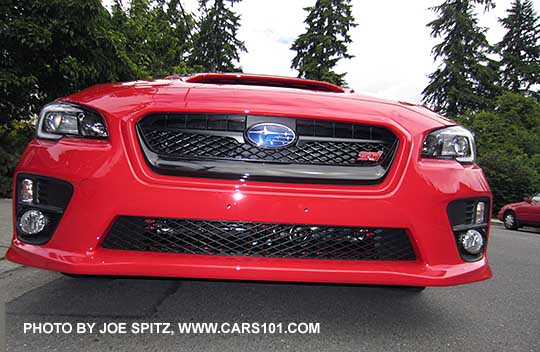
[498,0,540,93]
[422,0,498,117]
[155,0,196,75]
[189,0,246,72]
[290,0,357,86]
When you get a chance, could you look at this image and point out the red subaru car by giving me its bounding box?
[497,194,540,230]
[7,73,492,288]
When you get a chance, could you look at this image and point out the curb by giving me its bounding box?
[491,218,503,226]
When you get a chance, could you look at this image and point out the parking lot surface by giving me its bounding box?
[1,199,539,351]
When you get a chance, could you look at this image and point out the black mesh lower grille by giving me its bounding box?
[102,217,416,261]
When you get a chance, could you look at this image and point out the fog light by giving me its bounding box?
[19,178,34,204]
[19,210,47,235]
[459,229,484,255]
[475,201,486,224]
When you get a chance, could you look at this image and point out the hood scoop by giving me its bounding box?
[181,73,345,93]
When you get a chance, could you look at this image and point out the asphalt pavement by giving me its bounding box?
[0,199,12,259]
[1,199,539,352]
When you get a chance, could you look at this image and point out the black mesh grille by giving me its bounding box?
[137,114,398,167]
[102,216,416,261]
[142,129,394,165]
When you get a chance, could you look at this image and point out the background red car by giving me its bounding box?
[498,193,540,230]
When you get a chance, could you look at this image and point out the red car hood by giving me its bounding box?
[60,78,454,132]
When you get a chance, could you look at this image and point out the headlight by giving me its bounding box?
[421,126,475,163]
[37,102,108,140]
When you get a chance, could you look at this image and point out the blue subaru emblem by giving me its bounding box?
[246,123,296,148]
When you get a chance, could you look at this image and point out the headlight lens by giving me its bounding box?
[421,126,475,163]
[37,102,108,140]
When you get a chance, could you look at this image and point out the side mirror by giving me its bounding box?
[524,197,531,203]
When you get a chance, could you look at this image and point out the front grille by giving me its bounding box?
[102,216,416,261]
[136,113,400,184]
[142,130,394,166]
[138,113,398,167]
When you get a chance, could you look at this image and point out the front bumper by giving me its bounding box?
[7,134,492,286]
[8,245,490,286]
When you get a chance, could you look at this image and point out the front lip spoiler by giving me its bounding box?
[6,245,493,286]
[137,129,399,185]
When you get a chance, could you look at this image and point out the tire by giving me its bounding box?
[503,211,518,230]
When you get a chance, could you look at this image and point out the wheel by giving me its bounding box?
[503,211,518,230]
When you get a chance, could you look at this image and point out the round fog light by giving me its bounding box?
[19,210,47,235]
[459,229,484,255]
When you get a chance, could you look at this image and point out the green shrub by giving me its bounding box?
[0,120,35,198]
[459,93,540,213]
[479,150,540,212]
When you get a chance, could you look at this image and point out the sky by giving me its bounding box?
[107,0,540,103]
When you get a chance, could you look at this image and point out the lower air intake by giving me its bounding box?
[102,217,416,261]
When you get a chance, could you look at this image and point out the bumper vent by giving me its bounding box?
[447,198,491,262]
[447,198,490,228]
[102,216,416,261]
[15,174,73,245]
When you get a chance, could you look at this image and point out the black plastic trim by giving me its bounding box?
[15,174,73,245]
[451,223,488,232]
[447,197,490,227]
[447,197,490,262]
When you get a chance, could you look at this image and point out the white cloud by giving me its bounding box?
[234,0,539,103]
[105,0,540,102]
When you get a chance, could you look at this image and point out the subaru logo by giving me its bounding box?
[246,123,296,148]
